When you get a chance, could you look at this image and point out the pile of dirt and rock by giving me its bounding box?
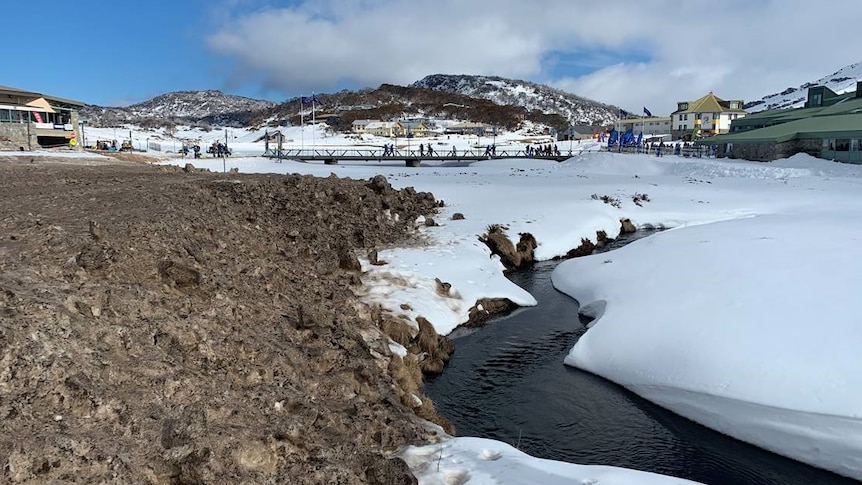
[0,159,444,484]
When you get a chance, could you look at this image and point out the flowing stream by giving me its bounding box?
[424,240,857,485]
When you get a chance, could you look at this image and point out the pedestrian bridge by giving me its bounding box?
[264,148,570,166]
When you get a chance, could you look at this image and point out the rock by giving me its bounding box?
[362,456,418,485]
[88,220,104,241]
[621,218,637,233]
[183,163,196,173]
[338,247,362,272]
[434,278,451,296]
[451,212,465,220]
[424,217,437,227]
[366,175,392,194]
[157,260,201,288]
[367,249,379,265]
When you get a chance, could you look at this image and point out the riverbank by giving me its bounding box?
[0,157,444,483]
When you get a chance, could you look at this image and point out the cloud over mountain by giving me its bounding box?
[207,0,862,116]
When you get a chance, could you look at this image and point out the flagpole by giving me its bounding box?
[300,96,305,152]
[312,92,316,152]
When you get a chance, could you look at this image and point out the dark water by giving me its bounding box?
[424,255,858,485]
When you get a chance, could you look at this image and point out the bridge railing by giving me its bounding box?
[270,148,572,159]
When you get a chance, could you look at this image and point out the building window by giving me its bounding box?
[0,109,10,122]
[811,93,823,106]
[836,139,851,151]
[683,114,688,120]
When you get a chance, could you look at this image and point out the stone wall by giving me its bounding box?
[720,138,823,162]
[0,123,37,151]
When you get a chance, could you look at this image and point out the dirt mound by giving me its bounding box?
[0,160,439,483]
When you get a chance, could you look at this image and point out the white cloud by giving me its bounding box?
[208,0,862,115]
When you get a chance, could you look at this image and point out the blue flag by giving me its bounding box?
[301,96,312,106]
[643,107,653,117]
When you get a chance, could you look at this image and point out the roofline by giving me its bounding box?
[0,84,85,107]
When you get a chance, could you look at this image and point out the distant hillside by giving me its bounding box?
[81,75,628,133]
[262,83,572,133]
[411,74,630,125]
[81,90,276,127]
[745,61,862,112]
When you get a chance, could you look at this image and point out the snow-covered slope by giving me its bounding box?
[412,74,629,125]
[81,90,276,127]
[745,61,862,112]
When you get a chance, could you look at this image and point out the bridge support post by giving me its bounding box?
[405,159,420,167]
[324,159,338,165]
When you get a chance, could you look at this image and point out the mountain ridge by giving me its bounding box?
[81,75,629,131]
[745,61,862,112]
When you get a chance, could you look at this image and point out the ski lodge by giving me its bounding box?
[0,84,85,150]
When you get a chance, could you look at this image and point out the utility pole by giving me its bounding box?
[26,111,32,150]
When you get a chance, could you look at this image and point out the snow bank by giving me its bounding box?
[554,212,862,480]
[402,437,704,485]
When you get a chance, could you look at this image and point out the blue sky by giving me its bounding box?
[0,0,287,105]
[3,1,862,113]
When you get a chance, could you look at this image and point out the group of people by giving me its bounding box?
[418,143,435,156]
[180,141,231,159]
[526,144,560,157]
[181,145,202,159]
[207,141,231,157]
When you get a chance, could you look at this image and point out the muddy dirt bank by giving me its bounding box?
[0,157,446,484]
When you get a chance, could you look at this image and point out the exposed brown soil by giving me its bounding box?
[0,156,447,484]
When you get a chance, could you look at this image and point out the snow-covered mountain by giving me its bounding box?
[745,61,862,112]
[81,90,276,127]
[411,74,630,125]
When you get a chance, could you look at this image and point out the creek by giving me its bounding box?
[424,238,857,485]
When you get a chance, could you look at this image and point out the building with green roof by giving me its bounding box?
[700,82,862,162]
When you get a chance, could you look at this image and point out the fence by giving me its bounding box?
[604,144,715,158]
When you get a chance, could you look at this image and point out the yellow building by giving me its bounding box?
[365,121,404,137]
[671,92,746,140]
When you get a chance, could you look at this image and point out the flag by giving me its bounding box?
[31,111,44,123]
[312,94,321,105]
[643,107,653,117]
[301,96,312,106]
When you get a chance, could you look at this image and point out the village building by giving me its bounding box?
[670,92,746,140]
[364,121,404,137]
[401,120,431,137]
[444,122,493,135]
[559,125,605,141]
[614,117,672,138]
[351,119,378,134]
[0,84,85,150]
[699,81,862,163]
